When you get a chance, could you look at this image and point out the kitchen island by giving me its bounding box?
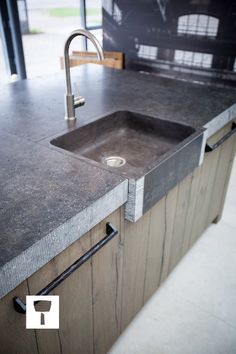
[0,64,235,354]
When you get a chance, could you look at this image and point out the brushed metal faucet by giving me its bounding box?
[64,29,104,120]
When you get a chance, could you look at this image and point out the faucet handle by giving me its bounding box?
[73,83,85,108]
[74,95,85,108]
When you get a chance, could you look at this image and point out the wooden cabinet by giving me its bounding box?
[31,208,124,354]
[0,123,235,354]
[0,209,123,354]
[121,122,236,332]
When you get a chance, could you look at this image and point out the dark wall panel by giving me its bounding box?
[103,0,236,85]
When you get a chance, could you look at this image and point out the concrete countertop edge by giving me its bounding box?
[203,102,236,137]
[199,103,236,164]
[0,179,128,300]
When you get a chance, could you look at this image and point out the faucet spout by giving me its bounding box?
[64,29,104,121]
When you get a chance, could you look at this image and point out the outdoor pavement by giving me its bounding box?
[0,0,102,84]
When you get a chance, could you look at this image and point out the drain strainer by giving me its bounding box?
[102,156,126,168]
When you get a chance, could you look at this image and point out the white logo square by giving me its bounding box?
[26,295,59,329]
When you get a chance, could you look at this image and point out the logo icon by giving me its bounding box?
[26,295,59,329]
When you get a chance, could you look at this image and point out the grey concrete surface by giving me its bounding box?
[0,131,127,299]
[109,160,236,354]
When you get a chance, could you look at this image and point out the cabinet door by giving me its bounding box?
[27,231,93,354]
[0,208,122,354]
[189,123,236,246]
[27,208,122,354]
[206,124,236,225]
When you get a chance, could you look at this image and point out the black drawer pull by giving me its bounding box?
[205,122,236,152]
[13,222,118,314]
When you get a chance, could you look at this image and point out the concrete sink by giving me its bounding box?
[51,111,204,221]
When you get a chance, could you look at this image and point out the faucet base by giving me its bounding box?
[64,93,77,121]
[64,115,76,121]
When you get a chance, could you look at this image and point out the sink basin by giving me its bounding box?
[51,111,204,221]
[52,111,196,178]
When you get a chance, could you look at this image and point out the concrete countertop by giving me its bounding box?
[0,64,235,299]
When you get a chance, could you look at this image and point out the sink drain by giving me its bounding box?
[102,156,126,168]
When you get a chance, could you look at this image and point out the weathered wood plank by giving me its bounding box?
[190,170,207,242]
[201,150,221,232]
[57,233,93,354]
[189,128,226,245]
[60,51,124,70]
[211,131,236,223]
[0,281,38,354]
[182,167,202,251]
[160,185,179,282]
[143,196,166,303]
[91,209,122,354]
[121,210,151,330]
[168,174,193,272]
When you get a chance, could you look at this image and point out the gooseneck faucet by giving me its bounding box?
[64,29,104,120]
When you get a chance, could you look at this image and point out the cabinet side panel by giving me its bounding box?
[189,126,228,245]
[209,132,236,224]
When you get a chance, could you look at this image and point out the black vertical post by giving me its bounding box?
[80,0,87,50]
[211,1,234,71]
[0,0,17,75]
[6,0,27,79]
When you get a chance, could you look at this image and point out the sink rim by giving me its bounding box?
[48,110,204,221]
[49,110,205,181]
[47,109,206,181]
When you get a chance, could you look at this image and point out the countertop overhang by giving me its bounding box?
[0,64,235,299]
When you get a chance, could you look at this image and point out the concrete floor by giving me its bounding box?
[109,159,236,354]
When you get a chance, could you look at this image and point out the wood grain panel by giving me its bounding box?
[57,233,93,354]
[188,124,233,247]
[0,281,38,354]
[160,185,179,282]
[182,167,202,251]
[121,210,151,330]
[60,51,124,70]
[143,196,165,303]
[168,174,193,272]
[189,130,223,245]
[91,209,122,354]
[210,130,236,223]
